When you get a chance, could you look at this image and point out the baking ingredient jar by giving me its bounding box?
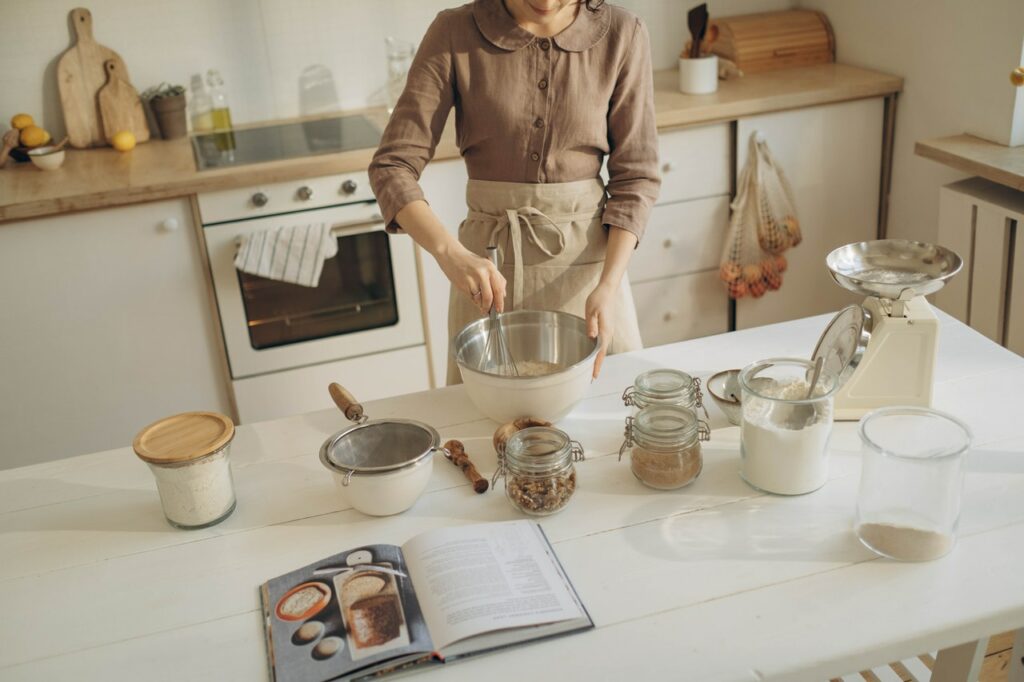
[622,368,708,418]
[739,358,838,495]
[619,404,709,490]
[132,412,236,529]
[495,427,583,516]
[855,407,971,561]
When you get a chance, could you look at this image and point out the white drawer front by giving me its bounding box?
[657,124,731,205]
[632,271,728,348]
[232,345,430,423]
[197,170,375,224]
[630,195,729,283]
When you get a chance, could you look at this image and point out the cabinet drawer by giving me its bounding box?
[632,271,728,348]
[657,124,731,204]
[630,195,729,283]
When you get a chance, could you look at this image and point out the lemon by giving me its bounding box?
[11,113,34,130]
[111,130,136,152]
[20,125,50,147]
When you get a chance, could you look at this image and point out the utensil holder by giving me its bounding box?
[678,55,718,94]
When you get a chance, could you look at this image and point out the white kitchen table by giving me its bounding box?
[3,313,1023,682]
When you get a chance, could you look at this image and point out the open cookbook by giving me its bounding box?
[259,520,593,681]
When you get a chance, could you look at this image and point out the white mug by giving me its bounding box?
[678,54,719,95]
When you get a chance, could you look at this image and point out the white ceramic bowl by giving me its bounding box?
[319,419,439,516]
[453,310,598,423]
[324,455,433,516]
[707,369,742,426]
[28,146,65,171]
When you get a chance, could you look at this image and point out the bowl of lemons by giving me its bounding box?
[6,113,67,170]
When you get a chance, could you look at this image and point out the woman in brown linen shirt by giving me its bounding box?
[369,0,660,381]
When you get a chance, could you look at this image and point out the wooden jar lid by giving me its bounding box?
[132,411,235,464]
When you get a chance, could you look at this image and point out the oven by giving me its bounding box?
[198,171,430,422]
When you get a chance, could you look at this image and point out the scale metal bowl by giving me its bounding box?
[826,240,963,301]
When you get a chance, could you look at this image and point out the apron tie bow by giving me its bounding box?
[487,206,567,310]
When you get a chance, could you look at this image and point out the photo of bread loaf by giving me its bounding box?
[334,563,411,659]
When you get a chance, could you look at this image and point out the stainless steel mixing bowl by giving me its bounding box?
[453,310,599,423]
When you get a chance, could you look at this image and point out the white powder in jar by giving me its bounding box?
[740,379,833,495]
[149,450,236,528]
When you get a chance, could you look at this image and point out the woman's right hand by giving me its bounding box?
[436,242,507,315]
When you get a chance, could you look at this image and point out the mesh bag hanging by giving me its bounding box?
[751,133,801,254]
[719,134,789,300]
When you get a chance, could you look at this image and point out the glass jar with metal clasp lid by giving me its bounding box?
[619,404,709,490]
[622,369,709,420]
[493,427,584,516]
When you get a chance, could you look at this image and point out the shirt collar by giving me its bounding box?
[472,0,610,53]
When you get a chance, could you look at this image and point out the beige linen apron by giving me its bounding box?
[446,178,643,385]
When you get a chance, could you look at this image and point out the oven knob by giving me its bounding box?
[251,192,269,207]
[341,179,358,195]
[297,186,313,201]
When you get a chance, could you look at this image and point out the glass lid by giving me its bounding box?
[635,369,694,398]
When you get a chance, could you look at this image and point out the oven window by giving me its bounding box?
[237,230,399,350]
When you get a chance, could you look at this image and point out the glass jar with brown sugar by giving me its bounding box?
[619,404,709,490]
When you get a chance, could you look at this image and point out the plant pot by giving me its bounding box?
[678,55,719,94]
[150,93,188,139]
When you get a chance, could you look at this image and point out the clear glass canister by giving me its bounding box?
[619,404,708,490]
[623,369,708,418]
[132,412,237,529]
[739,358,839,495]
[495,427,583,516]
[855,407,971,562]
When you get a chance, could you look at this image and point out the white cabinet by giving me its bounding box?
[632,271,729,348]
[629,196,729,282]
[0,199,231,468]
[657,123,731,204]
[418,159,469,386]
[734,98,884,329]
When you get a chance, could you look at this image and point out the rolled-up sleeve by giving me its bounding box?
[601,18,660,243]
[369,10,455,231]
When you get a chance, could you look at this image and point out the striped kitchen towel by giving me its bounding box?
[234,223,338,287]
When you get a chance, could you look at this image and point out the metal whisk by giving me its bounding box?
[482,246,519,376]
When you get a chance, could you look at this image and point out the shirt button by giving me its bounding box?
[534,117,545,129]
[539,39,550,51]
[538,79,548,90]
[530,152,540,162]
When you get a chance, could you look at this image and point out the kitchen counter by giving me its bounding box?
[916,134,1024,192]
[2,312,1022,681]
[0,63,901,223]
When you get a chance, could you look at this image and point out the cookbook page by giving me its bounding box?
[261,544,434,682]
[402,521,585,650]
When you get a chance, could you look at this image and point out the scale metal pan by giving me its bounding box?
[826,239,963,301]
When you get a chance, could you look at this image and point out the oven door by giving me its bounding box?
[205,202,423,379]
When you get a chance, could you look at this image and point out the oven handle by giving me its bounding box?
[233,214,385,249]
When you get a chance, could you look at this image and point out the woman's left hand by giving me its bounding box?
[585,282,616,380]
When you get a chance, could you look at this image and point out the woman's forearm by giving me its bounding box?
[599,226,639,288]
[394,200,464,259]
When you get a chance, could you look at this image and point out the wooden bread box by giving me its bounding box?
[709,10,835,74]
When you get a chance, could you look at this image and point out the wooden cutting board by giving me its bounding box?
[57,7,131,148]
[98,60,150,143]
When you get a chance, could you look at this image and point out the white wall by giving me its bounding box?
[797,0,1024,245]
[0,0,792,138]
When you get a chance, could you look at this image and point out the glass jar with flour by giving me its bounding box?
[132,411,237,529]
[738,358,839,495]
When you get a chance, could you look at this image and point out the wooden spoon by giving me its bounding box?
[0,129,19,166]
[687,3,709,59]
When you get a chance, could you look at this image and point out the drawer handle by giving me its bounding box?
[663,312,674,322]
[662,161,676,173]
[663,238,673,249]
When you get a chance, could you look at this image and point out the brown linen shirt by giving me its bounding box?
[368,0,661,242]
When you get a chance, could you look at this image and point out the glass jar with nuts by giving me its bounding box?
[619,404,709,490]
[495,427,583,516]
[622,369,708,418]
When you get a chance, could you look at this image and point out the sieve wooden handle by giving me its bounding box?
[328,383,364,423]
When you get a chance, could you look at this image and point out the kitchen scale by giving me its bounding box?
[812,240,963,421]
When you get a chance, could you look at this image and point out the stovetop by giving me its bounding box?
[191,114,383,171]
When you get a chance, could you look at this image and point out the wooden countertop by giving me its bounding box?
[915,134,1024,192]
[0,63,901,224]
